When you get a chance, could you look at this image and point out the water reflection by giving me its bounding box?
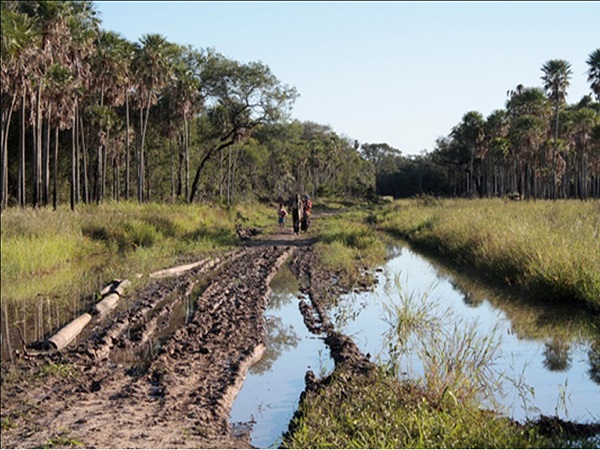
[251,315,300,375]
[229,263,332,448]
[543,338,572,372]
[329,244,600,424]
[588,340,600,385]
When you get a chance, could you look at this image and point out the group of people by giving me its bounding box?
[278,193,312,235]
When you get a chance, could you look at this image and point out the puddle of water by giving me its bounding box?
[229,263,333,449]
[331,244,600,424]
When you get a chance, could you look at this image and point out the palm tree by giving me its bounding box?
[0,5,39,209]
[131,33,174,202]
[541,59,572,199]
[451,111,485,197]
[587,49,600,102]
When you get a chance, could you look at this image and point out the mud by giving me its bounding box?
[1,224,376,449]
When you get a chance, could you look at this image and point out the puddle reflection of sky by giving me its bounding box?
[231,245,599,448]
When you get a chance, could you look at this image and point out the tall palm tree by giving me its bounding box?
[541,59,572,199]
[89,30,129,202]
[451,111,485,197]
[131,33,174,202]
[0,5,39,209]
[587,49,600,102]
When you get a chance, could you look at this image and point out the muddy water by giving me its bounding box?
[229,263,333,448]
[231,243,599,446]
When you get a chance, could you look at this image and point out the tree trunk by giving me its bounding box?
[125,90,130,201]
[19,92,26,207]
[80,112,89,204]
[43,110,51,206]
[189,139,235,203]
[71,111,76,211]
[1,92,18,209]
[53,127,58,210]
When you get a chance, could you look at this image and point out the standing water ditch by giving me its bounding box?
[230,241,600,448]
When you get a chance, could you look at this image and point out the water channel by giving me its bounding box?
[230,242,600,448]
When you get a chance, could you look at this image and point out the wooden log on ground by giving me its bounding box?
[149,258,212,279]
[46,313,92,351]
[94,293,120,318]
[94,279,131,317]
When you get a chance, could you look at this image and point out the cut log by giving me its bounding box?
[94,293,120,318]
[46,313,92,351]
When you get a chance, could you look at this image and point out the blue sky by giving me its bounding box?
[95,1,600,155]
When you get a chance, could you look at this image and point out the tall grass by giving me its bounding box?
[1,200,273,352]
[283,276,587,449]
[376,199,600,310]
[312,208,387,285]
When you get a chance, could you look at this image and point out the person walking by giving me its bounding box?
[301,194,312,232]
[277,202,288,231]
[290,193,304,235]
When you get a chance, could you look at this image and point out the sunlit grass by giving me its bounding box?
[311,207,387,286]
[376,198,600,309]
[1,200,274,346]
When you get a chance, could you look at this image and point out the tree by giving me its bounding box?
[541,59,572,199]
[587,49,600,102]
[450,111,485,196]
[131,33,174,202]
[188,50,298,203]
[0,4,39,208]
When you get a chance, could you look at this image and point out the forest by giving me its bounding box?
[1,0,600,210]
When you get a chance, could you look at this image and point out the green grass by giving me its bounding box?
[375,198,600,310]
[283,367,559,449]
[1,200,274,345]
[311,207,387,286]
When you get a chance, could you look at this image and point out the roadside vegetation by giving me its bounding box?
[374,197,600,310]
[0,200,273,346]
[287,198,600,448]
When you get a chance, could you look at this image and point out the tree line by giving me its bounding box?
[2,1,599,210]
[0,0,373,211]
[364,51,600,200]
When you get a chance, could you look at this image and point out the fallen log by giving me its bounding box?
[94,293,120,318]
[94,279,131,317]
[46,313,92,351]
[149,259,210,279]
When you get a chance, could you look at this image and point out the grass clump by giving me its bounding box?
[283,368,557,449]
[311,207,387,286]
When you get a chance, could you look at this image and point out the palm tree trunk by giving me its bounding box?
[80,111,89,204]
[43,110,51,206]
[552,103,559,200]
[185,115,190,199]
[125,90,130,200]
[71,110,76,211]
[19,93,26,207]
[34,83,42,207]
[1,92,18,209]
[53,127,58,210]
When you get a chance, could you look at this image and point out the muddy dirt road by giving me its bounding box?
[1,227,370,449]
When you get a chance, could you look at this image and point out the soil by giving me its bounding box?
[0,223,373,449]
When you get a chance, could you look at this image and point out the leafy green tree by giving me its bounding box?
[451,111,485,196]
[189,50,298,202]
[0,3,39,208]
[131,33,174,202]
